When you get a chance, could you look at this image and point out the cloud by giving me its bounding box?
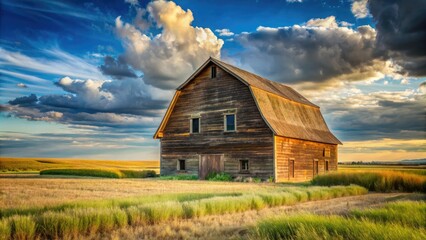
[115,0,223,89]
[306,16,338,28]
[215,29,234,37]
[124,0,139,6]
[369,0,426,77]
[0,47,104,80]
[236,18,393,88]
[315,88,426,141]
[17,83,28,88]
[99,55,137,79]
[8,94,38,105]
[286,0,303,3]
[420,82,426,93]
[351,0,370,18]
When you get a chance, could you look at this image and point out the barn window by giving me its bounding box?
[224,114,236,132]
[178,159,186,171]
[313,159,319,176]
[211,66,217,78]
[240,160,249,172]
[289,159,295,179]
[325,160,329,172]
[190,117,200,133]
[323,148,331,157]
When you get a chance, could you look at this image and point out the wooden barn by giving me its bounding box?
[154,57,342,182]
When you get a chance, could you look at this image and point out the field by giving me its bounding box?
[0,157,159,173]
[0,158,425,239]
[339,164,426,175]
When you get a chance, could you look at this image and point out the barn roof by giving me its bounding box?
[154,57,342,145]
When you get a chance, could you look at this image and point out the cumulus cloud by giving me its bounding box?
[286,0,303,3]
[369,0,426,77]
[124,0,138,6]
[306,16,338,28]
[115,0,223,89]
[236,18,393,88]
[99,55,137,79]
[351,0,370,18]
[215,28,234,37]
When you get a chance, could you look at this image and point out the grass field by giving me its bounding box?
[253,200,426,240]
[0,157,159,173]
[1,158,425,239]
[339,164,426,175]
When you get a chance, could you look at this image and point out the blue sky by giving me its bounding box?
[1,0,425,161]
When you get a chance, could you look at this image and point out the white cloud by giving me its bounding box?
[286,0,303,3]
[351,0,370,18]
[215,28,234,37]
[0,47,104,80]
[115,0,223,89]
[306,16,338,28]
[17,83,28,88]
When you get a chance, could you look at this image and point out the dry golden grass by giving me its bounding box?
[0,176,278,209]
[0,157,159,173]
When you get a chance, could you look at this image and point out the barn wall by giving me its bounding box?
[160,63,274,179]
[275,136,338,182]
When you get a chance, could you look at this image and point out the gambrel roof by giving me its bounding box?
[154,57,342,145]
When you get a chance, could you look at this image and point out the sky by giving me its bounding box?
[0,0,425,162]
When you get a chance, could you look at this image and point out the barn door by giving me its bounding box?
[199,155,224,179]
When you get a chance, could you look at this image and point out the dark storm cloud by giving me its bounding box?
[369,0,426,76]
[99,55,138,79]
[8,94,38,105]
[236,22,388,87]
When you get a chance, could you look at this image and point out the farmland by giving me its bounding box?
[0,158,425,239]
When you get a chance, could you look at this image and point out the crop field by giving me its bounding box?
[339,164,426,175]
[0,157,159,174]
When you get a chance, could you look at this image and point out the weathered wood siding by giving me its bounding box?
[275,136,338,182]
[160,63,274,179]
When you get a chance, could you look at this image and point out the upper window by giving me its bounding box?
[191,117,200,133]
[224,114,236,132]
[211,66,217,78]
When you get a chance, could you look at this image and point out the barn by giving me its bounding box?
[154,57,342,182]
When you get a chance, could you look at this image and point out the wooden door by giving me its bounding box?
[288,159,294,180]
[199,155,224,179]
[313,160,319,176]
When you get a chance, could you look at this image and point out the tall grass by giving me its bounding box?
[0,192,241,218]
[349,201,426,228]
[312,171,426,192]
[39,168,157,179]
[253,201,426,240]
[0,185,366,239]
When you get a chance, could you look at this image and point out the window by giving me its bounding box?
[178,159,186,171]
[313,160,319,176]
[323,148,331,157]
[190,117,200,133]
[325,161,329,172]
[211,66,217,78]
[240,160,249,172]
[224,114,236,132]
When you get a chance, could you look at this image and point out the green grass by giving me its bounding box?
[0,185,367,239]
[253,201,426,240]
[206,172,233,181]
[39,168,157,178]
[312,171,426,192]
[159,174,198,180]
